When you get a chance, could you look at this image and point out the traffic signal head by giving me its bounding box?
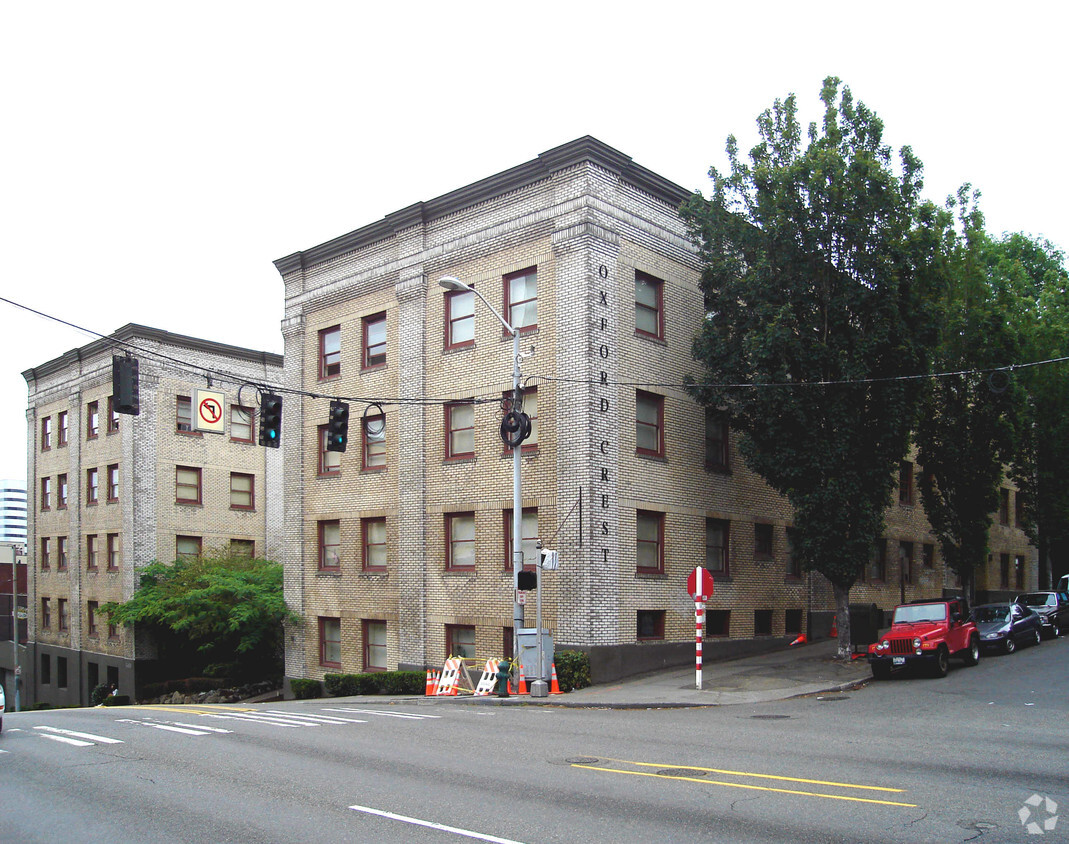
[326,400,349,452]
[259,392,282,447]
[112,356,140,415]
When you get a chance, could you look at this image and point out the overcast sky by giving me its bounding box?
[1,1,1065,483]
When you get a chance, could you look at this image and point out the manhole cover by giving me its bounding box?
[750,714,791,720]
[566,757,600,765]
[659,769,707,777]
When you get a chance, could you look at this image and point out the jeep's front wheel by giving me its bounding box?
[962,636,980,666]
[932,645,950,678]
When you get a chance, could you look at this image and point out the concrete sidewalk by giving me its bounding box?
[323,638,873,710]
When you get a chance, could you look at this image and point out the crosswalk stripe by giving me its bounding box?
[324,708,441,720]
[199,712,308,727]
[172,722,232,734]
[261,710,364,724]
[35,726,124,744]
[36,733,94,747]
[147,723,212,736]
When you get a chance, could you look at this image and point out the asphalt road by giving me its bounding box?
[3,637,1066,843]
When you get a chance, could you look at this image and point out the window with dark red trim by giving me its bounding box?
[363,619,387,671]
[319,325,341,380]
[319,520,341,572]
[87,401,99,439]
[636,510,664,574]
[363,312,387,369]
[445,402,475,459]
[446,512,475,570]
[706,518,729,576]
[503,268,537,333]
[445,288,475,349]
[362,517,387,572]
[363,411,386,470]
[636,390,664,458]
[319,617,342,668]
[635,272,664,339]
[318,425,341,476]
[175,466,201,505]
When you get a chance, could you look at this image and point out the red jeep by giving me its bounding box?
[867,598,981,679]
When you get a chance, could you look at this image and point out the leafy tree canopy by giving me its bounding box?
[914,189,1024,599]
[682,77,944,654]
[103,554,299,657]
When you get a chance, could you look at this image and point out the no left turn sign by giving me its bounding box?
[194,389,226,433]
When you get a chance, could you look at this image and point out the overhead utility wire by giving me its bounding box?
[7,295,1064,400]
[2,295,531,410]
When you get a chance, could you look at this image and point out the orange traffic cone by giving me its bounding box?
[549,664,562,695]
[830,618,838,638]
[425,670,438,696]
[511,666,528,695]
[789,633,807,647]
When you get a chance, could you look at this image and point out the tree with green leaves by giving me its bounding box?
[1000,233,1069,588]
[103,554,300,680]
[914,189,1023,604]
[682,77,943,658]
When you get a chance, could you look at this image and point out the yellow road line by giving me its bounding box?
[128,704,256,715]
[571,762,917,808]
[619,759,904,793]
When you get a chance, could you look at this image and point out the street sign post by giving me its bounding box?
[685,567,715,690]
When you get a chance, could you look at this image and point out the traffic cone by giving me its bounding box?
[830,618,838,638]
[549,663,562,695]
[511,666,528,695]
[789,633,807,647]
[425,670,438,696]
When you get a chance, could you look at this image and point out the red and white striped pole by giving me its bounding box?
[695,597,705,690]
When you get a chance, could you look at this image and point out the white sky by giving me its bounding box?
[1,1,1065,483]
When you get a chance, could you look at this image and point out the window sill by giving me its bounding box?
[635,331,667,346]
[635,570,666,578]
[361,465,388,474]
[636,452,667,463]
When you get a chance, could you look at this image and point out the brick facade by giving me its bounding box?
[23,325,283,706]
[275,137,1037,684]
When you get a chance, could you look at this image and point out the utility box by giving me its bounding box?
[516,627,554,682]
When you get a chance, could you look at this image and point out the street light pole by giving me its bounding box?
[438,277,529,680]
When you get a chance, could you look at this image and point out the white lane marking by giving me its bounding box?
[348,805,526,844]
[325,708,442,720]
[116,718,224,736]
[34,726,123,744]
[197,712,312,727]
[35,733,94,747]
[172,722,232,734]
[260,710,361,724]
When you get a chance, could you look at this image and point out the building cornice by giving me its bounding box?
[22,323,284,387]
[273,136,692,277]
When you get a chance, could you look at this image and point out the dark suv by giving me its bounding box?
[1015,592,1069,639]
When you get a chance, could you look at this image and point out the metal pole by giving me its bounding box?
[512,328,524,668]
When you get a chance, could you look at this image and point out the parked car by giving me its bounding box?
[1015,591,1069,639]
[1057,574,1068,596]
[972,603,1042,654]
[0,680,5,732]
[868,598,980,679]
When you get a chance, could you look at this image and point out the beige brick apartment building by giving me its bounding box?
[23,324,283,706]
[273,136,1037,686]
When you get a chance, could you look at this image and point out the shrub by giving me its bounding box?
[101,695,131,706]
[90,684,112,706]
[554,650,591,692]
[323,670,425,697]
[290,678,322,700]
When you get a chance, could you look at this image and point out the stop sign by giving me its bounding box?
[686,566,715,601]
